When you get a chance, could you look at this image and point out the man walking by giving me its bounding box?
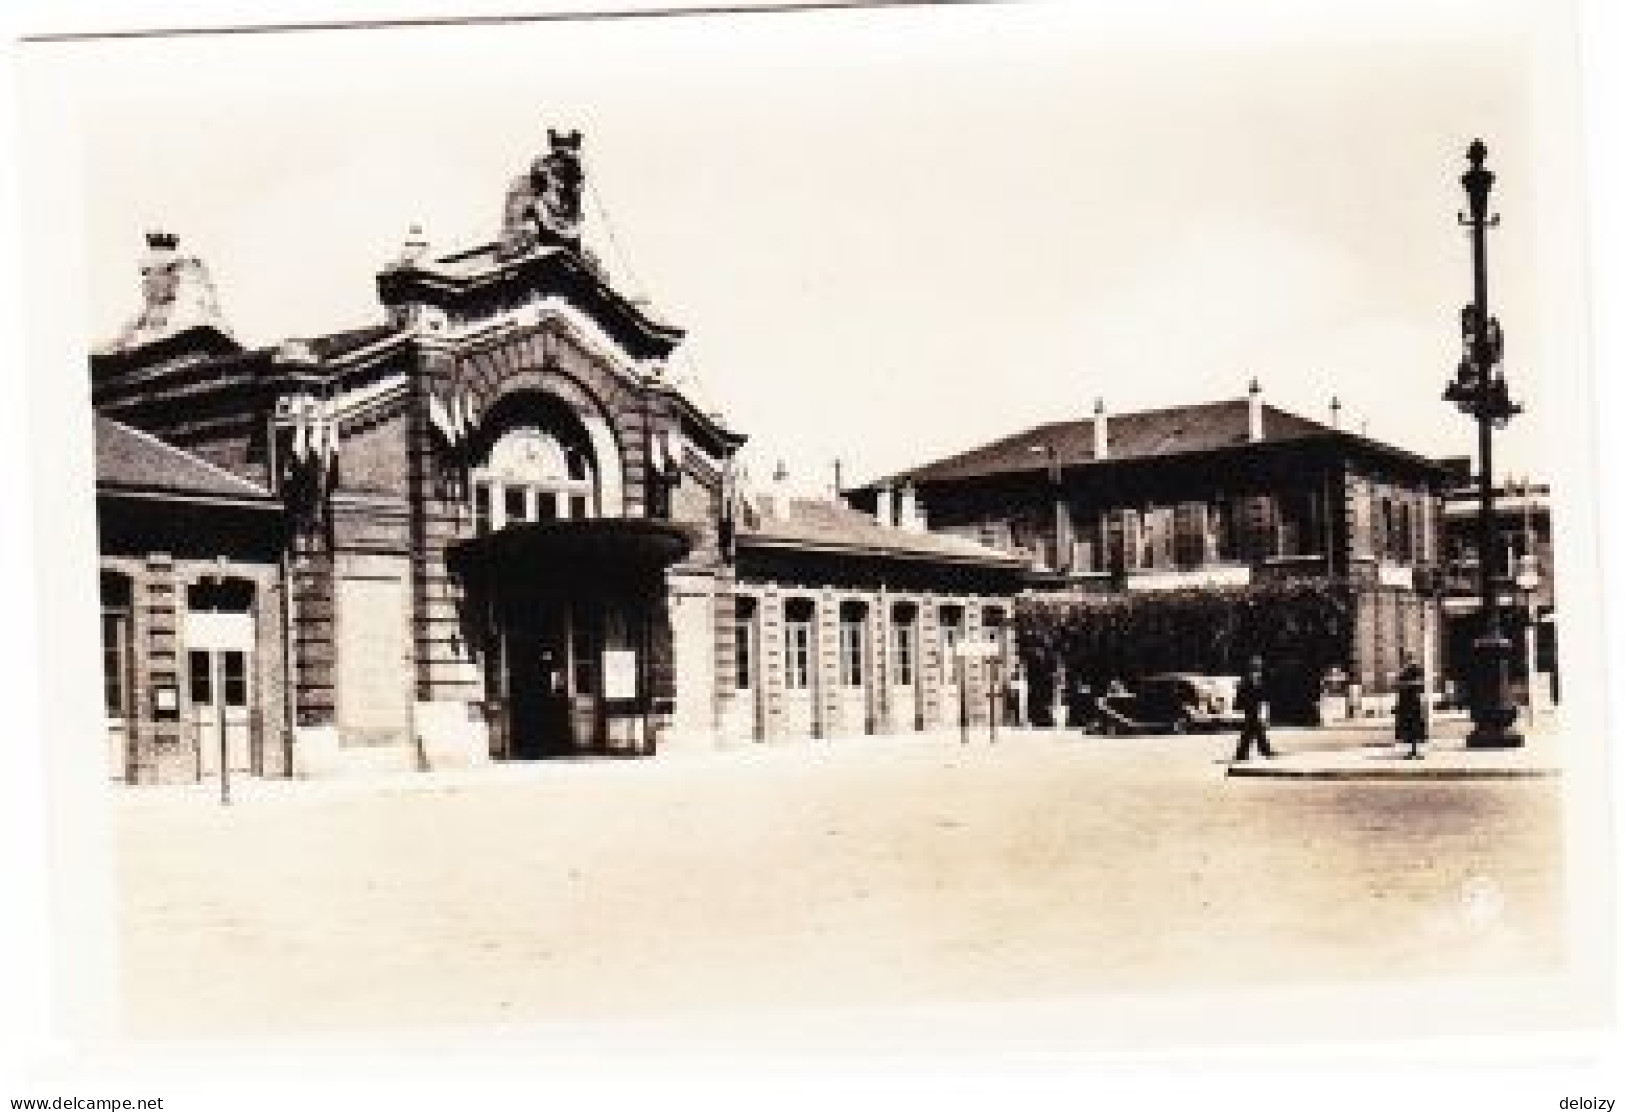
[1232,656,1275,762]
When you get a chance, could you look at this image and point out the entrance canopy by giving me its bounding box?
[448,518,696,584]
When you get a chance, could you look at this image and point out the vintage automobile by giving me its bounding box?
[1095,673,1250,734]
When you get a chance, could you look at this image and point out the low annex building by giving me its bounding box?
[92,130,1021,784]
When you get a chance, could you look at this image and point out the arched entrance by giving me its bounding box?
[451,521,694,759]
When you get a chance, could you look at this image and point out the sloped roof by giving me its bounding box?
[739,496,1023,567]
[95,416,277,504]
[878,400,1334,487]
[303,323,402,362]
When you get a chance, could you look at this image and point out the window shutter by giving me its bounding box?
[1120,508,1142,571]
[1238,494,1276,562]
[1349,485,1373,557]
[1174,501,1207,569]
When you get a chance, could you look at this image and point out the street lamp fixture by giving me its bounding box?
[1444,139,1523,748]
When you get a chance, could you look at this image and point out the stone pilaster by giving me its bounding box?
[760,588,784,740]
[816,587,838,738]
[139,553,191,783]
[290,524,336,728]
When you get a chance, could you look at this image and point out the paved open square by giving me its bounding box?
[115,730,1565,1037]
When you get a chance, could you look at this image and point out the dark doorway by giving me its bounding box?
[506,603,573,759]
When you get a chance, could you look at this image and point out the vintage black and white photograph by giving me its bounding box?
[5,0,1620,1102]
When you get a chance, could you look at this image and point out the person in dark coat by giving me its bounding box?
[1394,654,1427,759]
[1231,657,1275,762]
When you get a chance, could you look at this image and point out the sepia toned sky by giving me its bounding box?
[35,0,1570,490]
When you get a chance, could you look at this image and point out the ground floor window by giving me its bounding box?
[940,605,965,678]
[733,597,757,690]
[839,602,867,688]
[188,649,212,706]
[839,624,864,686]
[892,625,915,686]
[103,611,130,717]
[101,571,133,719]
[784,598,815,690]
[982,606,1007,657]
[221,650,248,707]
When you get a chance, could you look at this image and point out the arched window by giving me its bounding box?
[472,422,598,532]
[890,602,918,687]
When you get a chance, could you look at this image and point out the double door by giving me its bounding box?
[505,599,611,758]
[190,646,253,777]
[506,608,575,759]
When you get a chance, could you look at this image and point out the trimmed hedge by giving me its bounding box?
[1015,578,1357,721]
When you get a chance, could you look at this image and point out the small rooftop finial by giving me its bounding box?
[1467,138,1488,168]
[146,230,178,251]
[1330,395,1343,429]
[1248,376,1261,396]
[400,222,430,265]
[773,458,789,483]
[1093,396,1105,415]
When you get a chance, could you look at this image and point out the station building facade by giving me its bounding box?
[92,132,1021,784]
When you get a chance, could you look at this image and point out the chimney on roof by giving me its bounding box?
[1329,395,1342,430]
[765,459,791,520]
[875,485,896,528]
[898,482,927,533]
[1247,378,1264,442]
[1093,397,1108,460]
[400,223,430,266]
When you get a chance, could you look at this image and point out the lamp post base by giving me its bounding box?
[1465,630,1524,749]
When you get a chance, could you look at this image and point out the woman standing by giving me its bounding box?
[1394,654,1427,760]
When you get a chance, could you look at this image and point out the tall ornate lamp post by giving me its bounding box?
[1443,139,1523,748]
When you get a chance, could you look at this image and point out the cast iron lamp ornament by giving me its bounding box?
[1444,139,1523,747]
